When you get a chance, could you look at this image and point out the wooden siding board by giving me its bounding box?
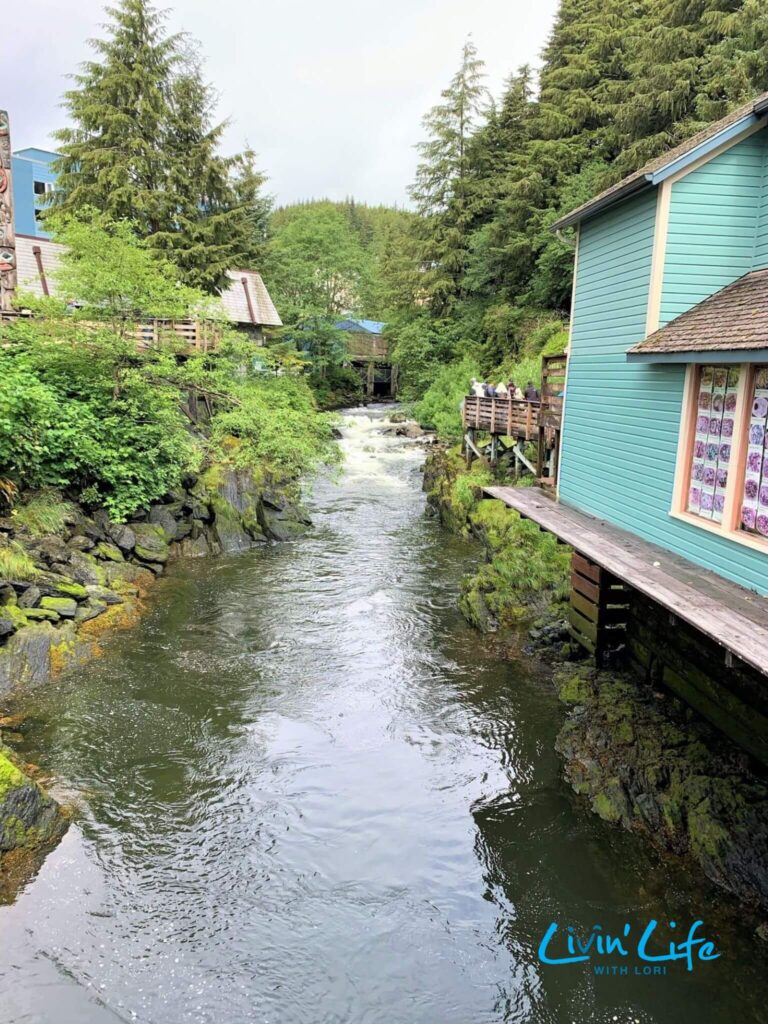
[559,181,768,596]
[660,133,767,325]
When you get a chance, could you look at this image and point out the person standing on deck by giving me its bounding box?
[470,378,485,397]
[484,382,497,398]
[524,380,540,402]
[496,381,508,397]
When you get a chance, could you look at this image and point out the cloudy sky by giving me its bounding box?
[5,0,559,207]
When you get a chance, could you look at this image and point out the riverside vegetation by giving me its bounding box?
[423,444,768,919]
[0,213,338,882]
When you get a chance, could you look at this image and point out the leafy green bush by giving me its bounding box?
[414,355,480,439]
[210,374,340,479]
[12,490,76,538]
[389,315,456,399]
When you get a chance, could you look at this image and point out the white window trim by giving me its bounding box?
[670,361,768,555]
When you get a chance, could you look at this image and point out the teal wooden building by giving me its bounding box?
[487,93,768,761]
[554,91,768,597]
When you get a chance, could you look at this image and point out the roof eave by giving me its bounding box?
[552,175,653,232]
[626,347,768,365]
[553,108,767,233]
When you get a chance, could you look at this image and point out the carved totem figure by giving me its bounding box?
[0,110,15,309]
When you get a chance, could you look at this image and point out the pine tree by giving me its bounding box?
[409,39,488,314]
[52,0,270,293]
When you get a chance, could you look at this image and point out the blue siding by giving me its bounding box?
[559,189,768,595]
[660,132,768,325]
[10,150,58,239]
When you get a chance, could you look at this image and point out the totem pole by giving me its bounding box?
[0,110,16,311]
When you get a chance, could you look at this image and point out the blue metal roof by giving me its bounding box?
[335,318,385,335]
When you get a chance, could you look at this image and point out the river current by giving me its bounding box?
[0,406,765,1024]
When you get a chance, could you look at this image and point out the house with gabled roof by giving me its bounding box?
[484,91,768,763]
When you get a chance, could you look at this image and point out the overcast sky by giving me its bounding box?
[4,0,559,207]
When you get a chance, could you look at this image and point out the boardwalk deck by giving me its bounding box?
[483,485,768,677]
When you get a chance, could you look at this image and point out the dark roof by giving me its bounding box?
[553,92,768,231]
[628,270,768,357]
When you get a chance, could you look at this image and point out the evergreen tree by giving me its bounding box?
[409,39,488,314]
[52,0,270,293]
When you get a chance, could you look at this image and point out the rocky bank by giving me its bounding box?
[0,461,310,875]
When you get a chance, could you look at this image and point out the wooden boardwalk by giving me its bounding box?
[483,485,768,676]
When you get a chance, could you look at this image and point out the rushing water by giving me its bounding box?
[0,406,766,1024]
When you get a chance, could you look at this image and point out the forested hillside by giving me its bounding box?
[266,0,768,418]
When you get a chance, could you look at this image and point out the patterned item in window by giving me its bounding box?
[713,494,725,514]
[699,392,711,410]
[750,423,765,446]
[761,485,768,507]
[716,468,728,488]
[692,463,704,482]
[714,369,728,388]
[743,506,757,529]
[702,466,716,486]
[706,443,719,461]
[700,491,714,512]
[745,477,759,500]
[758,514,768,537]
[764,457,768,477]
[712,393,724,412]
[689,487,701,510]
[747,450,762,473]
[720,444,731,463]
[694,440,705,458]
[721,418,734,438]
[709,417,722,436]
[696,415,709,433]
[726,392,738,411]
[753,396,768,419]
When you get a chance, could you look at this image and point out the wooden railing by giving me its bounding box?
[462,395,540,440]
[540,353,567,429]
[1,311,222,352]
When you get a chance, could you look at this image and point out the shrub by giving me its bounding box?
[414,355,480,440]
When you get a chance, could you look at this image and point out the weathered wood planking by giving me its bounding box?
[463,396,540,439]
[0,110,16,312]
[483,485,768,676]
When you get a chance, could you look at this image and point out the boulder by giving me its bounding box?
[148,504,182,541]
[66,535,94,552]
[66,551,107,587]
[36,573,88,600]
[0,613,17,639]
[0,621,79,693]
[103,561,153,588]
[17,586,42,609]
[75,599,108,623]
[96,541,124,562]
[0,748,68,854]
[179,534,210,558]
[40,596,77,618]
[29,536,70,566]
[131,523,169,564]
[84,584,124,606]
[22,607,60,622]
[105,522,136,552]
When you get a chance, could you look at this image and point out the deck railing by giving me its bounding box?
[1,311,222,352]
[462,396,541,439]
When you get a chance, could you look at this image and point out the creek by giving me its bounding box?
[0,406,765,1024]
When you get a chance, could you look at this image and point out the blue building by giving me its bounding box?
[11,148,58,238]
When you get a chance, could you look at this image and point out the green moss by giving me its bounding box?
[557,670,593,705]
[0,752,24,801]
[51,578,88,599]
[40,596,77,617]
[592,786,625,824]
[22,607,60,622]
[96,541,124,562]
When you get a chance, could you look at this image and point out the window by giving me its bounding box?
[675,363,768,549]
[33,180,54,196]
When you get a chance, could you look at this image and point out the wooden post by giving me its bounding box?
[568,553,631,667]
[0,110,16,312]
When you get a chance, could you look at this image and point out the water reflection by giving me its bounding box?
[0,407,765,1024]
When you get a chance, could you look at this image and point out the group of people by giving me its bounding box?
[469,378,540,402]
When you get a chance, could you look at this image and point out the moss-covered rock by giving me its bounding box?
[39,596,77,618]
[131,523,169,564]
[0,747,68,867]
[96,541,124,562]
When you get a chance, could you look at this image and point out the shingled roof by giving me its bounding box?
[627,270,768,359]
[553,91,768,231]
